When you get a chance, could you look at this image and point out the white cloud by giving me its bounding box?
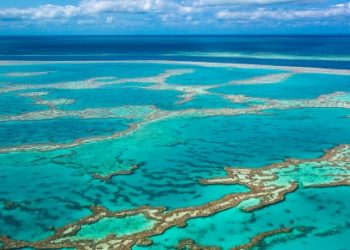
[216,2,350,20]
[0,4,78,20]
[79,0,169,14]
[0,0,176,20]
[0,0,349,30]
[0,0,292,24]
[191,0,299,6]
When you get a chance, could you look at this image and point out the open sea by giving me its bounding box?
[0,36,349,250]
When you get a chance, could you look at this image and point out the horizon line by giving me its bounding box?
[0,34,350,37]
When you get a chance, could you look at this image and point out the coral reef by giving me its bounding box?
[1,144,349,249]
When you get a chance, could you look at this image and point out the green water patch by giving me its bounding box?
[268,161,347,187]
[70,214,154,240]
[332,93,350,102]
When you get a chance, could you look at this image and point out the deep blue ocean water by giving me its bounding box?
[0,36,350,68]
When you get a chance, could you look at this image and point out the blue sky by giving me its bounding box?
[0,0,349,34]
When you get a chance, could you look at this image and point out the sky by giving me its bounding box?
[0,0,349,35]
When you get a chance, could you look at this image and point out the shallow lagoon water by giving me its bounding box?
[140,186,350,250]
[73,214,155,240]
[0,60,349,249]
[46,86,182,111]
[0,92,48,116]
[211,73,350,99]
[166,66,282,85]
[0,118,131,147]
[0,63,184,85]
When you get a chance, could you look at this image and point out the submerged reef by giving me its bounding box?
[1,144,349,249]
[176,227,312,250]
[91,164,140,181]
[0,69,193,94]
[1,72,50,77]
[1,61,350,249]
[228,73,293,85]
[19,91,74,110]
[0,91,350,154]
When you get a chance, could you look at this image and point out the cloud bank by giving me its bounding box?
[0,0,349,33]
[217,2,350,20]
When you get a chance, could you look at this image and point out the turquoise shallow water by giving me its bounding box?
[166,66,282,85]
[0,118,131,146]
[139,187,350,250]
[211,73,350,99]
[0,61,349,249]
[0,92,48,115]
[46,86,182,111]
[0,63,183,85]
[175,94,249,110]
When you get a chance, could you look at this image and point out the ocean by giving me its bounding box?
[1,35,350,68]
[0,36,349,249]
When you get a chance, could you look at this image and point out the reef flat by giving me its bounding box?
[0,60,349,250]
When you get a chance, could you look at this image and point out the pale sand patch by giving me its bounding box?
[229,73,293,85]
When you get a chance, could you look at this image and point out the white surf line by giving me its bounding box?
[1,60,350,75]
